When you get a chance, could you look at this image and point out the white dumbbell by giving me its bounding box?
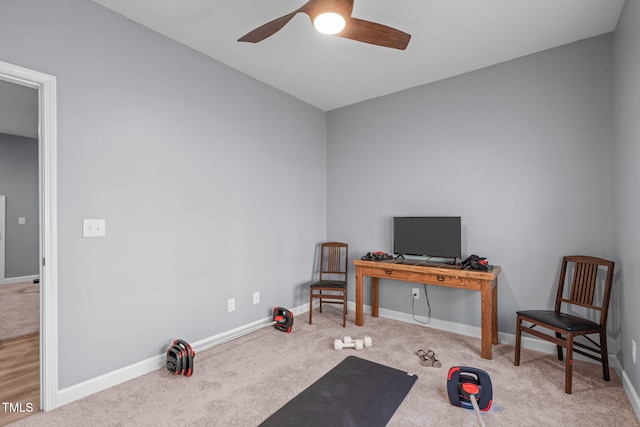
[333,336,373,351]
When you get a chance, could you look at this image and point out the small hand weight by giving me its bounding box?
[334,336,373,351]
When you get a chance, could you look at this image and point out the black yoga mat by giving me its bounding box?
[260,356,418,427]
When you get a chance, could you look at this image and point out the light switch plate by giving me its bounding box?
[83,219,106,237]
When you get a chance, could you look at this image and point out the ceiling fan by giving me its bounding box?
[238,0,411,50]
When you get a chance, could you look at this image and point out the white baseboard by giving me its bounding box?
[57,351,166,407]
[55,301,640,423]
[190,303,309,353]
[57,303,311,408]
[0,275,39,285]
[612,357,640,421]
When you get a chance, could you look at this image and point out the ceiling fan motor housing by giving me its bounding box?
[306,0,354,22]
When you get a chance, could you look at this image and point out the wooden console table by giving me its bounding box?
[353,259,501,359]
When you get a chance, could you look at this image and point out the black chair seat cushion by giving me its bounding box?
[517,310,601,332]
[310,280,347,289]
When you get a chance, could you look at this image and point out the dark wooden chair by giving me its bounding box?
[309,242,348,327]
[514,255,615,394]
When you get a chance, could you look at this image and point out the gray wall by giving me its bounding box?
[1,0,636,400]
[0,80,38,138]
[0,133,40,278]
[327,35,615,342]
[613,0,640,399]
[0,0,326,388]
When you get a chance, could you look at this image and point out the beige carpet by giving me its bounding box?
[0,282,39,342]
[11,308,640,426]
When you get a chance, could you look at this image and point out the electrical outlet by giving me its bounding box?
[253,291,260,305]
[83,219,106,237]
[633,340,636,364]
[412,288,419,299]
[228,298,235,312]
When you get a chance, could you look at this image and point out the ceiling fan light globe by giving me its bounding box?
[313,12,346,35]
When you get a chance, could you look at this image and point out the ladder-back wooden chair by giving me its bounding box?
[309,242,348,327]
[514,255,615,394]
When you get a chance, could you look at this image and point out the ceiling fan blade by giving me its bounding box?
[337,17,411,50]
[238,11,299,43]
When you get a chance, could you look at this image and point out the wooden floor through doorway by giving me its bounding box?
[0,333,39,426]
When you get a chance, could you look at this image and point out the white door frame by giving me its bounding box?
[0,61,58,410]
[0,195,5,283]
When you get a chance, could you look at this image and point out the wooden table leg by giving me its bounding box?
[355,266,364,326]
[371,277,379,318]
[480,281,493,359]
[492,279,499,345]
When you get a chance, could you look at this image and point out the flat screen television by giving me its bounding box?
[393,216,461,260]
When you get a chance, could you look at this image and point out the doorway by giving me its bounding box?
[0,60,58,415]
[0,81,41,425]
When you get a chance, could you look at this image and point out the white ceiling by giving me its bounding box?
[96,1,623,111]
[90,0,625,111]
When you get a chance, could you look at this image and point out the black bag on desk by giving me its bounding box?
[462,255,488,271]
[361,251,393,261]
